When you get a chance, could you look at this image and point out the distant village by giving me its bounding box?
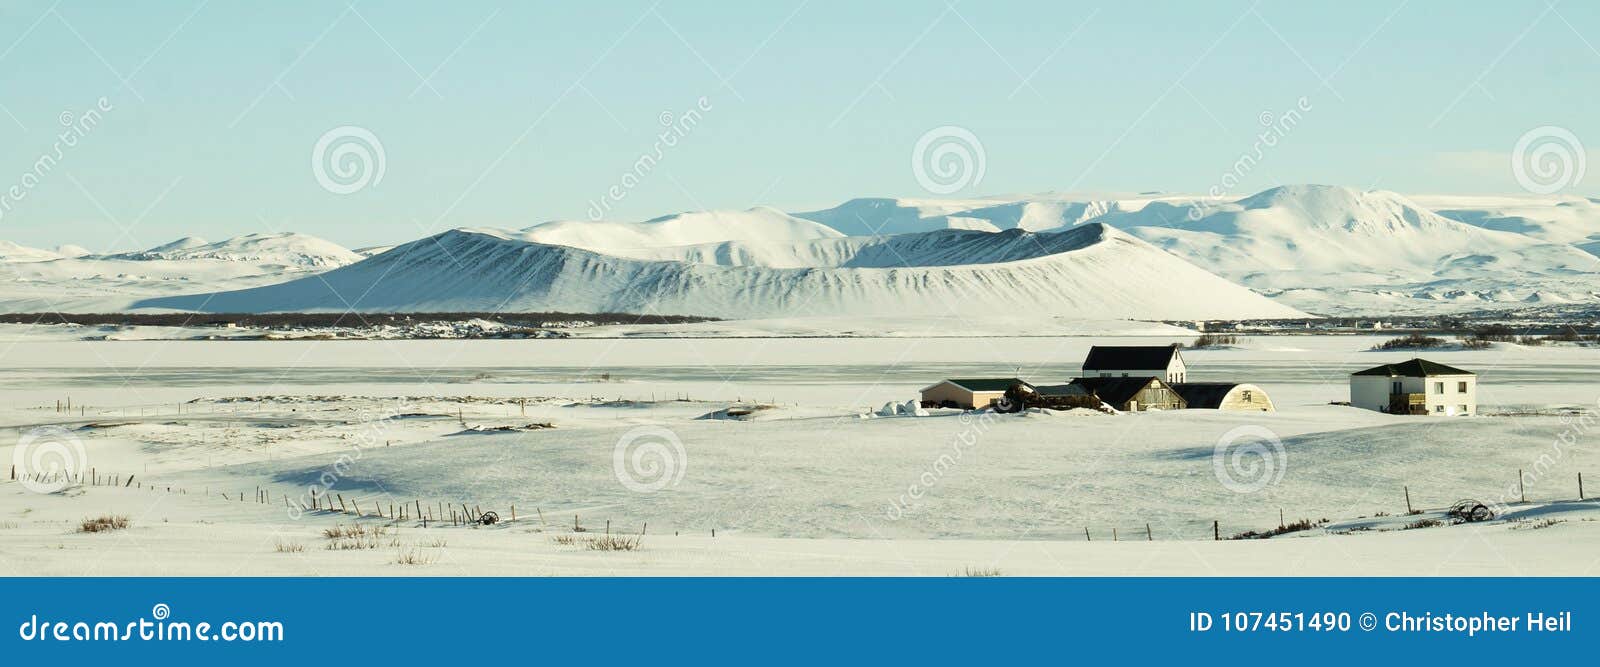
[920,344,1477,416]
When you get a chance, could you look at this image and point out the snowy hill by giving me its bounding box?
[795,194,1194,236]
[523,207,843,253]
[1086,185,1600,312]
[0,241,67,263]
[0,233,361,313]
[104,233,359,268]
[132,223,1305,320]
[1414,194,1600,255]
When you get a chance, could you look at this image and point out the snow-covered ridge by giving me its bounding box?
[132,223,1306,320]
[102,232,359,268]
[522,207,843,254]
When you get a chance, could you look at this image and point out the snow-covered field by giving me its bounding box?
[2,331,1596,576]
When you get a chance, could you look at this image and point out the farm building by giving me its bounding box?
[920,378,1025,410]
[992,382,1103,413]
[1171,382,1274,412]
[1349,358,1476,416]
[1081,344,1187,383]
[1068,376,1186,412]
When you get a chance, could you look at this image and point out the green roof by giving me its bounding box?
[1351,358,1475,377]
[944,378,1026,392]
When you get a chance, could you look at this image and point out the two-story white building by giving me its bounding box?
[1348,358,1476,416]
[1081,344,1188,383]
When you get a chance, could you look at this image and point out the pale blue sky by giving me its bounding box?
[1,0,1596,250]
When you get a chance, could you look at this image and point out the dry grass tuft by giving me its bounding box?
[959,566,1002,577]
[274,540,305,553]
[549,534,580,546]
[323,524,387,540]
[393,548,438,565]
[584,535,642,551]
[78,515,130,533]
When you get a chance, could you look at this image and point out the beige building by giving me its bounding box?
[1171,382,1274,412]
[919,378,1025,410]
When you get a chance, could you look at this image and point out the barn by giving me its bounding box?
[1068,376,1186,411]
[919,378,1026,410]
[1171,382,1275,412]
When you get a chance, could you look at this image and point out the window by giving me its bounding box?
[1458,405,1468,414]
[1392,381,1402,394]
[1241,390,1253,402]
[1458,381,1468,392]
[1434,405,1444,413]
[1433,382,1443,393]
[1121,373,1129,377]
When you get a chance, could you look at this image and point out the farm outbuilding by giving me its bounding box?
[1068,376,1186,412]
[919,378,1026,410]
[1171,382,1274,412]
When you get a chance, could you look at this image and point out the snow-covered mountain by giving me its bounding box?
[523,207,842,253]
[1083,186,1600,312]
[9,184,1598,318]
[1412,194,1600,255]
[133,224,1306,320]
[795,194,1196,236]
[791,185,1600,314]
[103,233,359,268]
[0,233,360,313]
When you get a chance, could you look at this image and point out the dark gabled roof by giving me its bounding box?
[940,378,1027,392]
[1081,344,1181,371]
[1170,382,1241,409]
[1069,376,1166,406]
[1351,358,1475,377]
[1032,383,1091,397]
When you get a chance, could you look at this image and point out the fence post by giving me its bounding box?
[1213,520,1219,541]
[1405,486,1413,514]
[1519,469,1526,503]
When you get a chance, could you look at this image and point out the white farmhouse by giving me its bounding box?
[1349,358,1476,416]
[1081,344,1187,383]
